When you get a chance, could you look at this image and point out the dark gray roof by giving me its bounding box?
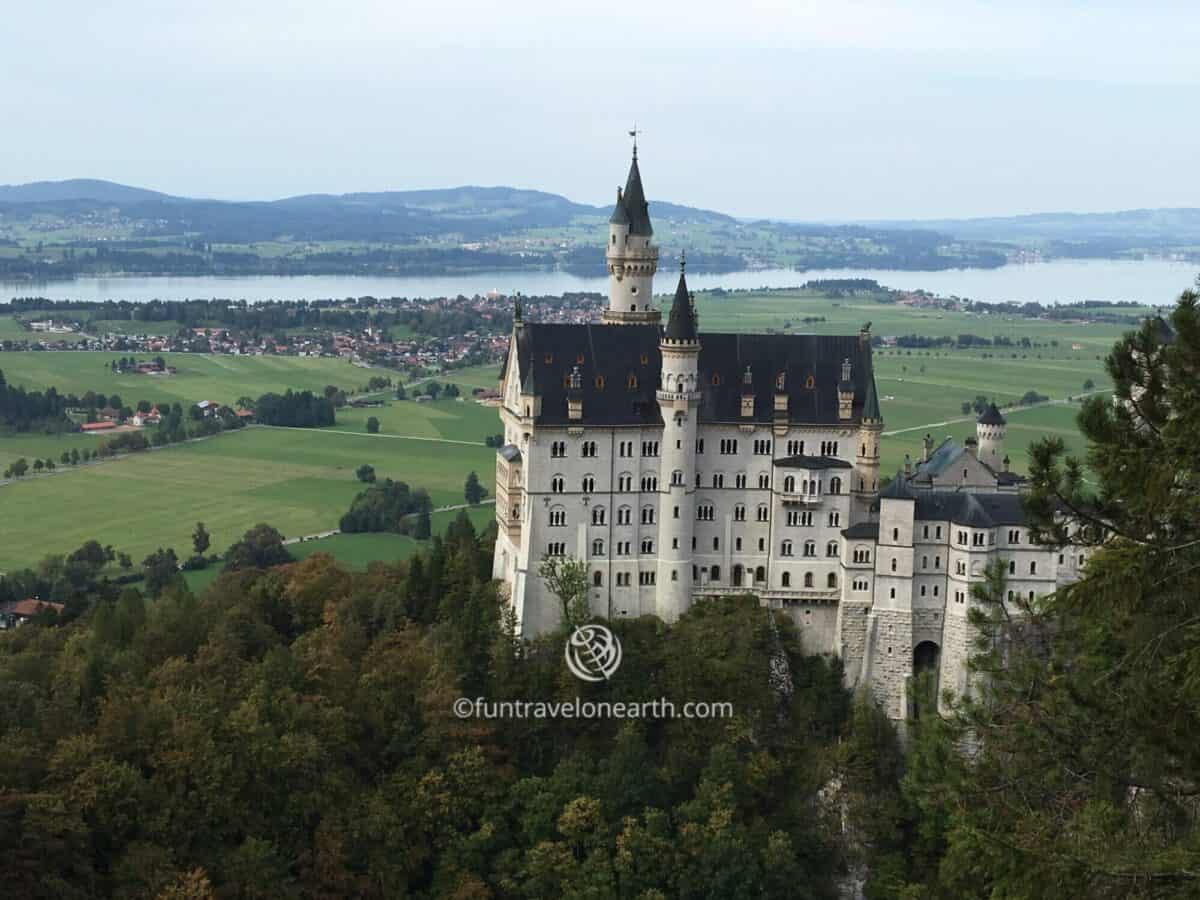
[511,324,880,427]
[664,267,698,342]
[879,473,915,499]
[861,370,881,421]
[912,491,1028,527]
[774,454,853,470]
[498,444,522,463]
[618,156,652,236]
[512,323,664,426]
[977,402,1006,426]
[609,188,630,226]
[842,522,880,539]
[912,438,964,481]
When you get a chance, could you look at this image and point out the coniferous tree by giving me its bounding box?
[888,290,1200,897]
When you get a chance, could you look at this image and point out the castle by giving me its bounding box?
[492,148,1083,719]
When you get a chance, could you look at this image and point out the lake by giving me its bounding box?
[3,259,1197,306]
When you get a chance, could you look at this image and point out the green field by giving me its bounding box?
[0,351,384,407]
[181,505,495,594]
[0,424,496,572]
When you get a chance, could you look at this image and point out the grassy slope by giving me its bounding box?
[0,423,496,572]
[181,505,495,594]
[0,351,382,408]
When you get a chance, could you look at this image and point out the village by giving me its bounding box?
[1,290,606,376]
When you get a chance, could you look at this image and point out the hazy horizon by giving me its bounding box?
[3,1,1198,221]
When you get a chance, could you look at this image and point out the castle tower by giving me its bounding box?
[655,256,700,620]
[602,142,661,325]
[976,403,1006,468]
[852,328,882,521]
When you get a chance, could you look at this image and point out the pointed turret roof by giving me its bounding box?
[664,258,698,342]
[862,371,881,421]
[621,154,653,236]
[977,402,1006,426]
[609,186,630,226]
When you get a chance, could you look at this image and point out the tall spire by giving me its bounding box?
[622,145,652,237]
[664,253,698,342]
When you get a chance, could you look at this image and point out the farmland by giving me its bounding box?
[0,421,497,572]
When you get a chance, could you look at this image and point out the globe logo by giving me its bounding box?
[564,624,623,682]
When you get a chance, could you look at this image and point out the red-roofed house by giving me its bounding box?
[80,421,116,432]
[0,599,65,629]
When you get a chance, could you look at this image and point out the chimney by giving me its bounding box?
[903,453,912,476]
[1003,454,1011,473]
[922,433,933,462]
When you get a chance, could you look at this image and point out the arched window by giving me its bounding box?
[1029,561,1038,574]
[755,565,766,583]
[827,572,838,588]
[549,507,567,527]
[593,571,603,587]
[582,475,595,493]
[592,538,604,556]
[551,475,565,493]
[733,504,746,521]
[592,506,606,526]
[781,540,794,557]
[732,565,743,586]
[829,476,841,494]
[710,565,721,582]
[782,572,791,587]
[783,475,796,492]
[826,541,839,557]
[804,540,816,557]
[804,572,814,588]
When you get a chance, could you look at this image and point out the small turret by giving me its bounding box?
[976,402,1007,467]
[664,252,699,344]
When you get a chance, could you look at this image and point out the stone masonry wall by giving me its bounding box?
[938,613,975,714]
[838,602,871,687]
[868,610,914,719]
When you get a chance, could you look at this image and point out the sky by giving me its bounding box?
[1,0,1198,220]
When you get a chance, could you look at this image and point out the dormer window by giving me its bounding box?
[627,374,638,389]
[595,375,605,389]
[544,353,553,364]
[640,353,649,365]
[805,375,815,389]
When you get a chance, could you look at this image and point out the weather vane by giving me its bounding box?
[628,123,641,158]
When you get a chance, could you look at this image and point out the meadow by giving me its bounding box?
[180,504,496,593]
[0,421,497,572]
[0,350,381,407]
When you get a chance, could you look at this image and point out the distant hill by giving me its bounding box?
[0,180,733,243]
[0,178,174,205]
[858,208,1200,253]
